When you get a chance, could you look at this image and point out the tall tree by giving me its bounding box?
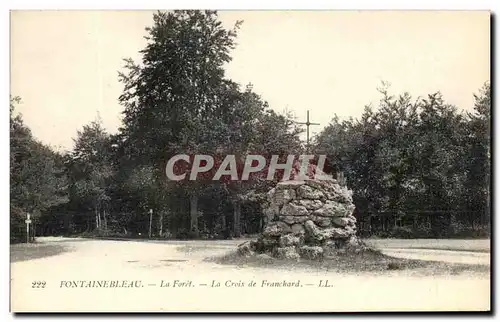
[67,118,113,232]
[10,97,68,241]
[118,10,243,235]
[462,82,491,227]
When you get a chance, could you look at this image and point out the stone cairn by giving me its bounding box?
[238,178,366,260]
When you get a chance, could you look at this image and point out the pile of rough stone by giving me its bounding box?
[238,179,367,260]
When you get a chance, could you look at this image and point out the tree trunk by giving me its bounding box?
[221,213,228,238]
[233,200,241,238]
[148,209,152,239]
[64,213,70,235]
[159,211,164,237]
[103,210,108,230]
[190,195,198,235]
[95,207,99,229]
[32,219,36,242]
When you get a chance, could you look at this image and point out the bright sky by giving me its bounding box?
[11,10,490,151]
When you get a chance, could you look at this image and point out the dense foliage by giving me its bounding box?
[10,11,490,242]
[314,83,491,237]
[10,97,68,242]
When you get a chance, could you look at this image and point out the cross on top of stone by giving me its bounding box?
[296,110,320,153]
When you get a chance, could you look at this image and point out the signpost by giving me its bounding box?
[148,209,153,239]
[25,213,31,243]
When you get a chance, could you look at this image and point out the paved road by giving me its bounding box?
[10,237,490,312]
[365,238,490,252]
[365,239,490,265]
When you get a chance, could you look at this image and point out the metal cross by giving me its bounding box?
[296,110,320,153]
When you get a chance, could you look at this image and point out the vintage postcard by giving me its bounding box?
[10,10,491,312]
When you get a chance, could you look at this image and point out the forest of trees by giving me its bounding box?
[10,11,491,243]
[314,82,491,238]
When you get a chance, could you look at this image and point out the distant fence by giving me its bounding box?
[15,207,490,242]
[357,211,490,238]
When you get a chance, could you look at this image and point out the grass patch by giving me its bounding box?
[10,242,71,263]
[207,248,490,277]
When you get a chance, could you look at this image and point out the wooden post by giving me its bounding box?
[26,213,31,243]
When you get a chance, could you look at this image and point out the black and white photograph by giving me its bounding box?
[9,9,491,312]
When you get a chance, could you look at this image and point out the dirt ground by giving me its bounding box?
[10,237,491,312]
